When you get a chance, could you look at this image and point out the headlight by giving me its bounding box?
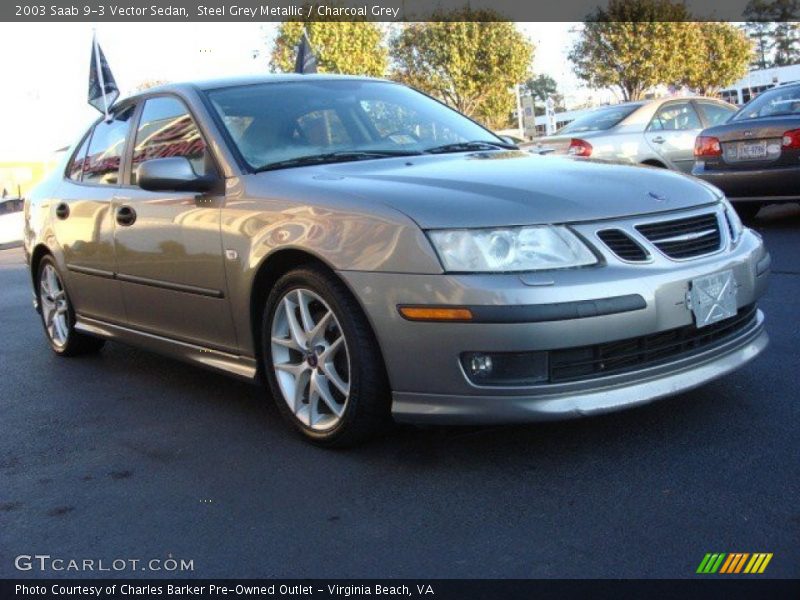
[721,197,744,243]
[428,225,598,273]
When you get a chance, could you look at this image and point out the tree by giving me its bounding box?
[682,23,753,95]
[270,20,387,77]
[522,74,564,115]
[744,0,799,68]
[771,1,800,66]
[568,0,697,101]
[133,79,169,92]
[744,0,776,69]
[773,21,799,65]
[523,74,558,102]
[390,11,534,129]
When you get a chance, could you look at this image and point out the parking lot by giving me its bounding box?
[0,205,798,579]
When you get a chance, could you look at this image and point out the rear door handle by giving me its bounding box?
[55,202,70,220]
[116,205,137,226]
[651,136,666,144]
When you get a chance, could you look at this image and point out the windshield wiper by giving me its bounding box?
[423,140,517,154]
[254,150,422,173]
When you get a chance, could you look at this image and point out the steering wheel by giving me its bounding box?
[381,130,421,143]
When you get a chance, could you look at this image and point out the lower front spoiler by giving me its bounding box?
[391,313,768,425]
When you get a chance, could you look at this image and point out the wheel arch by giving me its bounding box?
[248,247,386,381]
[29,243,53,297]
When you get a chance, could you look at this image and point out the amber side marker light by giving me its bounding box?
[398,306,474,322]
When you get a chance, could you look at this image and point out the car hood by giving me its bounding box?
[254,151,720,229]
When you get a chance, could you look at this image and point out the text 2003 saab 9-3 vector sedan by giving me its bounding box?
[25,76,770,446]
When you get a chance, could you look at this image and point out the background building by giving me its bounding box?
[720,64,800,105]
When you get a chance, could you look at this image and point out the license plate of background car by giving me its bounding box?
[734,141,767,160]
[689,270,738,328]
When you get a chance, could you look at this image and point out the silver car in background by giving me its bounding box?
[528,97,737,173]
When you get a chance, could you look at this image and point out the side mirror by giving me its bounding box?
[137,157,217,193]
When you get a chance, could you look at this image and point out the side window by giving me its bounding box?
[66,129,93,182]
[131,96,211,185]
[648,102,702,132]
[698,102,735,127]
[82,108,134,185]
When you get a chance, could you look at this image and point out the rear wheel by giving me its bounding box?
[37,256,105,356]
[261,266,390,447]
[734,203,762,222]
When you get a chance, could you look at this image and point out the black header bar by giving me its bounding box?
[4,0,795,22]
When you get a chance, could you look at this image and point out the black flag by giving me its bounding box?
[294,31,317,74]
[88,32,119,120]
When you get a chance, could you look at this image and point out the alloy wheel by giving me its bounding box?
[270,288,351,431]
[39,263,70,348]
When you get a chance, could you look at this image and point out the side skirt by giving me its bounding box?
[75,316,259,383]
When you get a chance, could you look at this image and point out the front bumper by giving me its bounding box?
[692,163,800,202]
[339,215,770,424]
[392,311,766,423]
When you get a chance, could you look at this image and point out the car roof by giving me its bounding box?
[123,74,387,103]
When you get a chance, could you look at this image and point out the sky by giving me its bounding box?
[0,22,598,161]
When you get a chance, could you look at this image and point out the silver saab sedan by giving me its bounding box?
[24,75,770,446]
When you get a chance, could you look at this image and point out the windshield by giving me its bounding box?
[205,80,504,170]
[556,104,642,135]
[732,85,800,121]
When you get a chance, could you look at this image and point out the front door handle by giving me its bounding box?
[116,205,137,226]
[651,136,666,144]
[55,202,70,220]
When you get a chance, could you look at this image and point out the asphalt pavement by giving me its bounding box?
[1,205,798,579]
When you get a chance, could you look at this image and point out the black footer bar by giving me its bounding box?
[3,579,800,600]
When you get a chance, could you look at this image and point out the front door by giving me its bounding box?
[644,101,704,173]
[113,95,236,352]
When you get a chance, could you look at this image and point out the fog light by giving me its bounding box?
[461,351,549,386]
[469,353,493,376]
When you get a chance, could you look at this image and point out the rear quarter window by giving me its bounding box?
[66,130,93,182]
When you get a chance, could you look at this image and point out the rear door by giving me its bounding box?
[644,101,703,173]
[113,94,237,351]
[52,109,134,322]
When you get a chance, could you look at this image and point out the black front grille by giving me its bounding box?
[549,304,757,383]
[597,229,649,261]
[636,213,721,259]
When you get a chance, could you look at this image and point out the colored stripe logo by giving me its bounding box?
[697,553,772,574]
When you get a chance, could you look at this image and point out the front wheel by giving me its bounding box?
[262,266,390,447]
[37,255,105,356]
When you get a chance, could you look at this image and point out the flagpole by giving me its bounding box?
[93,29,110,121]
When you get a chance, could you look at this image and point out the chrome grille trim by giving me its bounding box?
[596,229,651,262]
[635,212,722,260]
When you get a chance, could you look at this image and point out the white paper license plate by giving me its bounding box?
[735,141,767,159]
[688,270,737,328]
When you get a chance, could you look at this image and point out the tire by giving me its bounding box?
[261,266,391,447]
[734,203,761,222]
[36,255,105,356]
